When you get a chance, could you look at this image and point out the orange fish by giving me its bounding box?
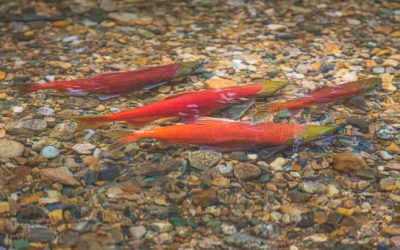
[4,61,204,99]
[262,77,381,114]
[109,117,339,151]
[73,80,287,129]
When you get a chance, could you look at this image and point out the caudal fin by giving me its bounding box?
[73,115,108,130]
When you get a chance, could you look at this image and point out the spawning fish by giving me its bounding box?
[255,77,381,117]
[73,80,288,129]
[4,61,205,98]
[109,117,339,151]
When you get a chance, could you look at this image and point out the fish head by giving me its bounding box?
[297,124,340,143]
[258,80,288,95]
[176,60,207,76]
[361,77,381,91]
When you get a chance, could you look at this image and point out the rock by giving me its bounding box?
[267,24,286,31]
[288,191,312,203]
[130,225,147,239]
[296,64,309,74]
[0,139,24,158]
[41,168,81,186]
[72,143,96,154]
[386,143,399,154]
[108,12,139,25]
[6,119,47,135]
[391,236,400,248]
[64,97,100,109]
[332,153,369,174]
[372,67,385,74]
[48,61,72,70]
[221,224,237,235]
[270,157,288,171]
[97,165,120,182]
[233,163,261,181]
[225,233,273,250]
[383,59,399,67]
[230,151,247,161]
[0,202,10,214]
[0,71,5,80]
[381,73,396,91]
[50,122,76,139]
[211,177,230,187]
[383,225,400,235]
[215,163,233,175]
[376,126,396,139]
[380,177,398,191]
[378,151,393,160]
[100,0,117,11]
[17,206,48,222]
[58,231,79,247]
[37,107,55,116]
[299,182,326,194]
[150,221,173,233]
[188,150,221,170]
[297,219,314,228]
[28,225,56,242]
[345,117,371,133]
[204,78,237,89]
[0,218,18,234]
[253,223,280,239]
[40,146,59,159]
[133,159,184,176]
[192,189,217,207]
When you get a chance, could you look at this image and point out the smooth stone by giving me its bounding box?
[233,163,261,181]
[40,146,59,159]
[130,225,147,239]
[376,126,396,139]
[380,177,398,191]
[41,168,80,186]
[345,117,371,133]
[50,122,77,139]
[150,221,173,233]
[0,139,24,158]
[270,157,288,171]
[378,151,394,160]
[28,225,56,243]
[133,159,184,176]
[72,143,96,154]
[188,150,222,171]
[225,233,273,250]
[372,67,385,74]
[332,153,369,174]
[6,119,47,135]
[230,151,247,161]
[299,182,326,194]
[37,107,55,116]
[253,223,280,239]
[192,189,217,207]
[288,191,312,203]
[108,12,139,25]
[58,231,79,246]
[97,166,120,182]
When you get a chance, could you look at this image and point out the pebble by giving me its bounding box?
[150,221,173,233]
[376,126,396,140]
[332,153,369,174]
[216,163,233,175]
[267,24,286,31]
[211,177,230,187]
[372,67,385,74]
[192,189,217,207]
[28,225,56,243]
[221,224,237,235]
[40,146,60,159]
[378,151,393,160]
[346,117,371,133]
[225,233,273,250]
[37,107,55,116]
[41,168,81,186]
[130,225,147,239]
[253,223,280,239]
[380,177,398,191]
[6,119,47,135]
[233,163,261,181]
[100,0,117,11]
[72,143,96,154]
[188,150,222,170]
[108,12,139,25]
[299,182,326,194]
[383,59,399,67]
[0,202,10,214]
[0,71,5,80]
[0,139,24,158]
[270,157,288,171]
[50,122,76,139]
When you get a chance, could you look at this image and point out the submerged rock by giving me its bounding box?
[188,150,221,170]
[0,139,24,158]
[332,153,369,174]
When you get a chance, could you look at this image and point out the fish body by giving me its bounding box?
[266,77,381,113]
[110,117,338,151]
[8,61,204,96]
[74,81,287,129]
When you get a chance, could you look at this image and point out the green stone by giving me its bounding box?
[11,239,29,250]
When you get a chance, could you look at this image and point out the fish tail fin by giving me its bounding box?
[0,84,36,97]
[108,132,141,151]
[73,115,108,130]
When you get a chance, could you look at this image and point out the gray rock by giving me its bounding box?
[37,107,55,116]
[253,223,280,239]
[50,121,77,139]
[299,182,326,194]
[225,233,273,250]
[133,159,185,176]
[233,163,261,181]
[288,191,312,203]
[108,12,139,25]
[188,150,222,170]
[372,66,385,74]
[40,146,59,159]
[28,225,56,243]
[100,0,117,11]
[230,151,247,161]
[6,119,47,135]
[0,139,24,158]
[58,231,79,246]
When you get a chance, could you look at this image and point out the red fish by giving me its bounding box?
[109,117,339,151]
[73,80,288,129]
[6,61,204,98]
[263,77,381,113]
